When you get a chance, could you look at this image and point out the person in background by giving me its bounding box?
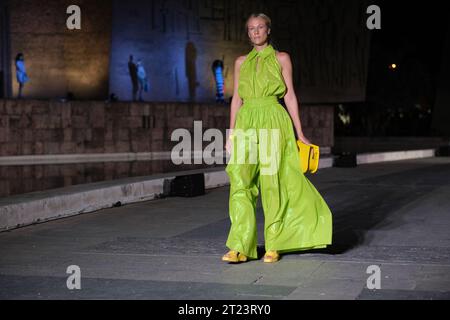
[136,59,148,101]
[15,53,29,99]
[128,55,139,101]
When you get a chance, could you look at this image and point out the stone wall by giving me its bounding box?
[7,0,112,100]
[109,0,371,103]
[0,99,334,156]
[0,2,8,98]
[0,160,222,198]
[3,0,370,102]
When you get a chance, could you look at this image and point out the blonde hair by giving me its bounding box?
[245,13,272,44]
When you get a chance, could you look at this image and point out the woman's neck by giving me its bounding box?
[254,43,269,52]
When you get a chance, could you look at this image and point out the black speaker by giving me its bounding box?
[169,173,205,197]
[436,145,450,157]
[334,152,357,167]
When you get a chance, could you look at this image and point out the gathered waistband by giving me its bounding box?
[242,96,281,107]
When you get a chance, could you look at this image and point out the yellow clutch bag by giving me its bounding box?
[296,140,320,174]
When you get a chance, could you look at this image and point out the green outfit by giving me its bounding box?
[225,45,332,259]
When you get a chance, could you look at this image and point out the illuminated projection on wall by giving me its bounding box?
[212,60,225,103]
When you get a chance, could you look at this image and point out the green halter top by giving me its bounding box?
[238,44,287,100]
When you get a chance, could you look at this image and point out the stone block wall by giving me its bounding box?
[0,160,219,198]
[7,0,112,100]
[0,99,334,157]
[3,0,371,104]
[110,0,371,103]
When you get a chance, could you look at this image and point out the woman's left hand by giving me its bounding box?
[297,133,312,145]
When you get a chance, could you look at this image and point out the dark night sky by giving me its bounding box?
[369,0,448,80]
[338,0,449,136]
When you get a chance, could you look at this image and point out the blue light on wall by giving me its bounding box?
[212,60,225,103]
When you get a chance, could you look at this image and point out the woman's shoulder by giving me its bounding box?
[275,51,291,62]
[234,55,247,72]
[235,55,247,65]
[275,51,291,70]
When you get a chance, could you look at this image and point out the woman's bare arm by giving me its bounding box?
[229,56,245,132]
[277,52,311,145]
[225,56,245,153]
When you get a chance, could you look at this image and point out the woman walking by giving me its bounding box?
[223,13,332,263]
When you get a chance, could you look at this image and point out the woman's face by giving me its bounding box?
[247,17,270,46]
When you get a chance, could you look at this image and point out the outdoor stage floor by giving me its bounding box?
[1,157,450,300]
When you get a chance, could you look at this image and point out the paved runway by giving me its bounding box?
[1,157,450,300]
